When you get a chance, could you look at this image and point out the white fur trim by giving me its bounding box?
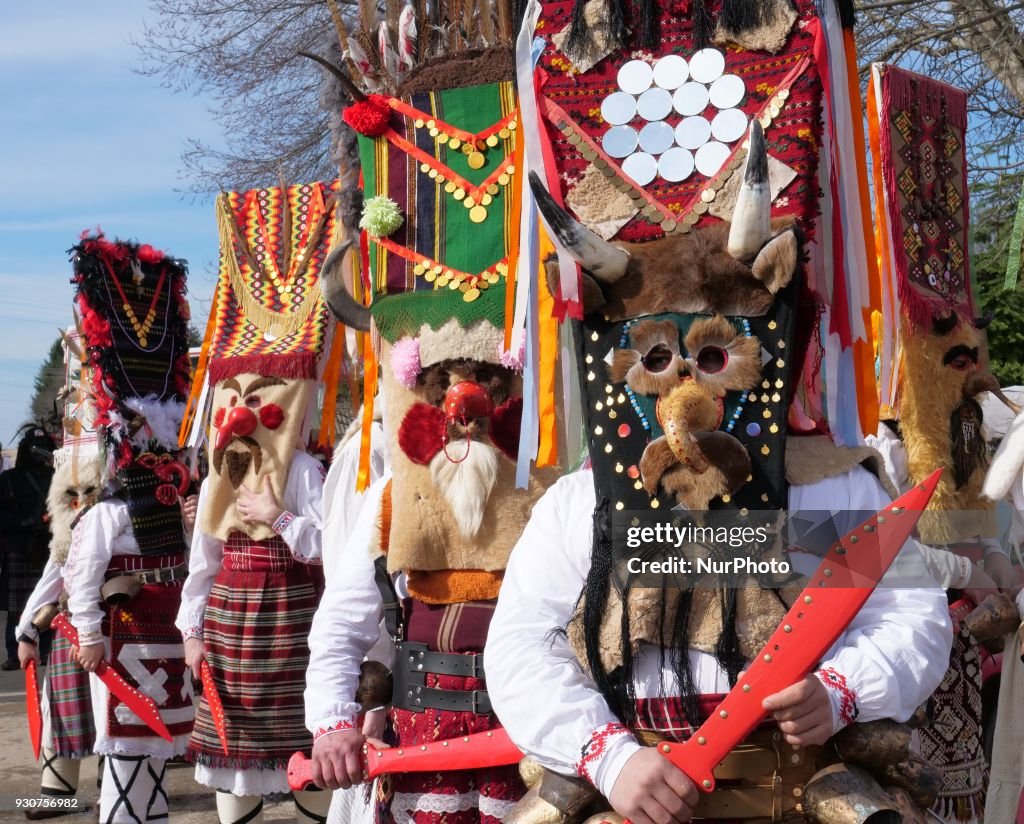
[418,319,505,368]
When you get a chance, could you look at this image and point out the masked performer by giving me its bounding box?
[16,329,105,820]
[61,234,195,824]
[175,181,343,824]
[299,11,565,820]
[484,1,954,821]
[867,63,1024,824]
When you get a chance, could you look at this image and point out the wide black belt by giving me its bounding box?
[390,641,492,715]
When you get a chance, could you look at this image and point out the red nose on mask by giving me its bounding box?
[214,406,259,450]
[444,381,494,423]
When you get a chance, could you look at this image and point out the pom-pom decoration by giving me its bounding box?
[342,94,393,137]
[390,336,422,388]
[359,195,405,237]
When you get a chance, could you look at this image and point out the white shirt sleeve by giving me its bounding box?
[486,471,641,798]
[914,543,973,589]
[175,479,224,640]
[65,501,131,644]
[305,477,389,737]
[321,421,388,582]
[807,468,953,730]
[275,451,326,563]
[17,558,64,642]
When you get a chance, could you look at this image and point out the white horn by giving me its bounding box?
[727,121,772,260]
[529,172,630,283]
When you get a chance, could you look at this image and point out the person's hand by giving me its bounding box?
[236,476,282,527]
[76,642,104,672]
[18,640,39,669]
[179,494,199,534]
[763,675,834,746]
[184,637,207,680]
[608,748,698,824]
[310,728,368,790]
[985,551,1018,593]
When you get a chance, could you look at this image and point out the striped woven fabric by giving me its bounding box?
[188,532,320,770]
[46,631,96,758]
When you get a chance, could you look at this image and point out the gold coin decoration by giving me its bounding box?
[467,152,486,170]
[469,205,488,223]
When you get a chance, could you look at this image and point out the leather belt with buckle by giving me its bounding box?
[391,641,492,715]
[109,564,189,585]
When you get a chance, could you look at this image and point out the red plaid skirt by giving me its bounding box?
[377,598,524,824]
[46,630,95,758]
[187,532,320,770]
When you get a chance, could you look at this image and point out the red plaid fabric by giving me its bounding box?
[46,630,96,758]
[187,532,320,770]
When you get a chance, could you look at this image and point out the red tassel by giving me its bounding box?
[207,352,319,383]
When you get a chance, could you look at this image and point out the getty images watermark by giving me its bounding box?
[610,509,944,589]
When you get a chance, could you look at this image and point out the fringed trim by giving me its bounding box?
[930,790,986,823]
[188,751,299,772]
[208,352,319,383]
[882,68,968,131]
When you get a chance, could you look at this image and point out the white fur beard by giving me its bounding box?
[430,440,499,539]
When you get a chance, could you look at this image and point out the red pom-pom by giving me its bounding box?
[136,244,164,265]
[342,95,392,137]
[398,402,446,465]
[489,396,523,460]
[259,403,285,430]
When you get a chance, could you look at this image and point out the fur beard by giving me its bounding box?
[47,459,102,565]
[429,440,500,539]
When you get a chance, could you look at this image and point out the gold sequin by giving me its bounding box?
[453,188,466,201]
[463,287,480,302]
[469,205,488,223]
[486,135,499,148]
[467,152,486,170]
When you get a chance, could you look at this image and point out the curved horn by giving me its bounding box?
[727,120,772,260]
[528,171,629,283]
[320,241,372,331]
[297,51,368,103]
[974,312,994,330]
[932,312,958,335]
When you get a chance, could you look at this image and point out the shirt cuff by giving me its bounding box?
[181,625,204,642]
[272,511,297,535]
[815,667,859,732]
[311,717,356,741]
[575,722,639,798]
[983,539,1009,559]
[77,627,104,646]
[18,622,39,642]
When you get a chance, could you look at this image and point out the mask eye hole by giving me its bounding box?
[245,395,261,408]
[948,354,973,371]
[695,345,728,374]
[229,395,238,407]
[641,344,675,373]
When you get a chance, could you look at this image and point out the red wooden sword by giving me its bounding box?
[287,469,941,792]
[201,660,230,756]
[25,658,43,760]
[51,614,173,742]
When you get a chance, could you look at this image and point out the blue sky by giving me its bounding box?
[0,3,223,445]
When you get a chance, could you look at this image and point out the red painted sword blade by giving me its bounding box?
[201,660,230,756]
[287,729,523,790]
[25,658,42,760]
[656,468,943,792]
[51,614,173,742]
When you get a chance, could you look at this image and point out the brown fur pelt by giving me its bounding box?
[898,317,997,544]
[48,457,103,565]
[571,222,799,320]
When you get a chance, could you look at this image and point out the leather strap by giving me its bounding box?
[391,641,491,715]
[374,556,403,640]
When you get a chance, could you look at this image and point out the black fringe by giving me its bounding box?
[950,398,988,489]
[719,0,767,33]
[835,0,856,28]
[564,0,592,64]
[692,0,714,49]
[609,0,627,52]
[638,0,659,49]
